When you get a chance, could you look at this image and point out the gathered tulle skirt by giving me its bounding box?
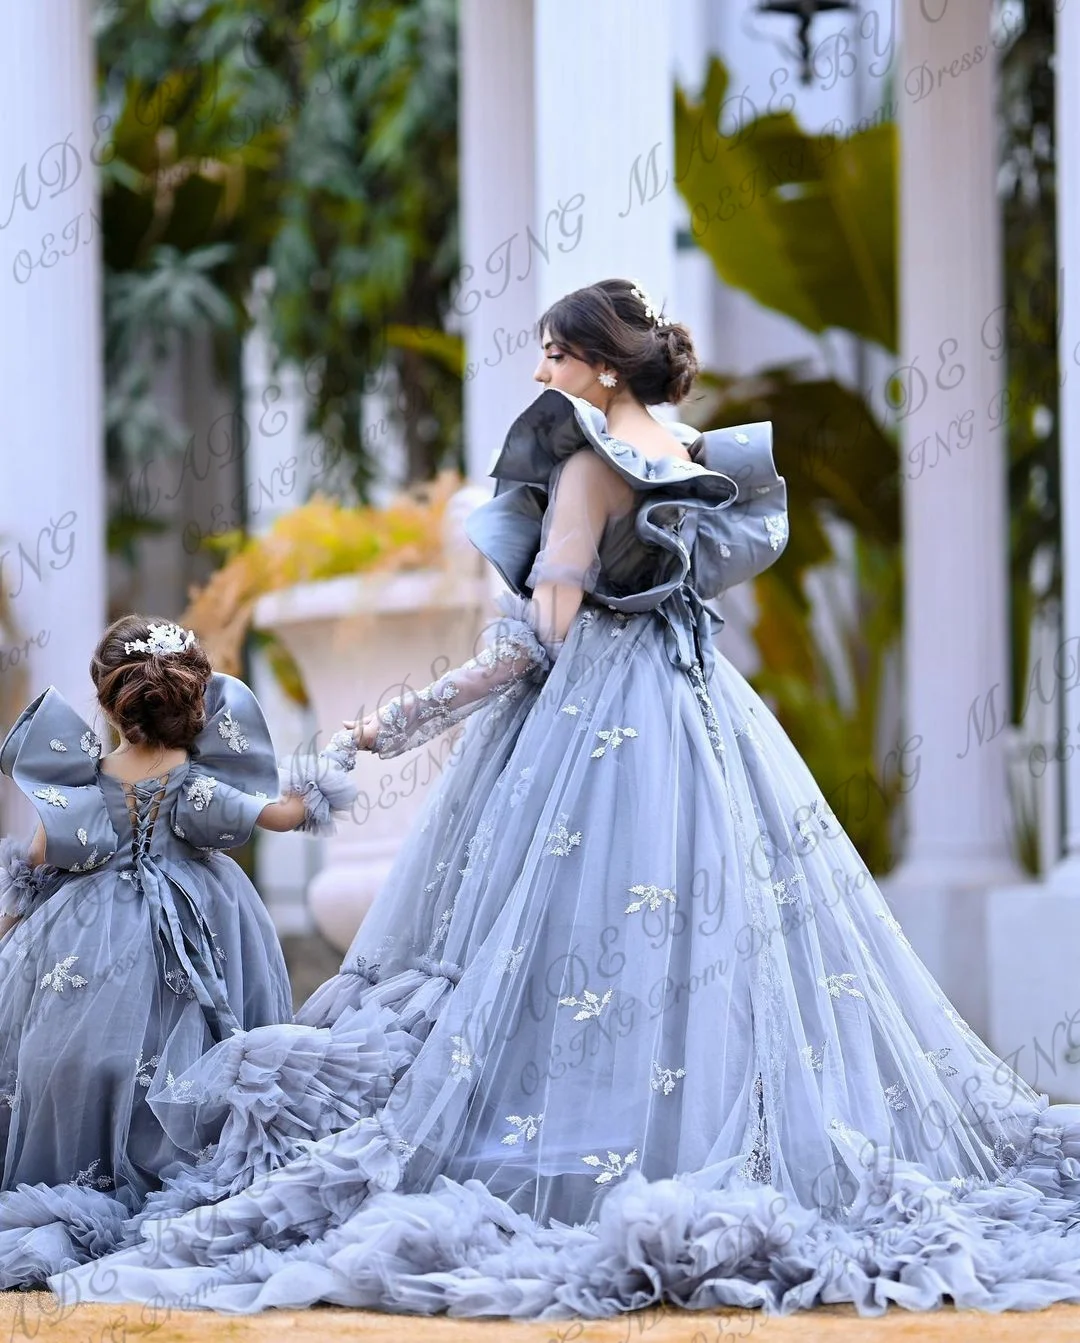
[45,602,1080,1316]
[0,850,292,1288]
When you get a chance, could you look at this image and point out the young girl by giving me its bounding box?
[0,614,357,1285]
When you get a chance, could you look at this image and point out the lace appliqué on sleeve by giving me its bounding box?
[373,608,551,760]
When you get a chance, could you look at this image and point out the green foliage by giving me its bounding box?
[998,0,1059,723]
[676,62,903,868]
[96,0,462,525]
[678,18,1059,872]
[675,57,896,352]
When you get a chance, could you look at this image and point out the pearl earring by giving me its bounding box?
[598,371,618,389]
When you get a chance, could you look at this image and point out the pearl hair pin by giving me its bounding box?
[629,280,671,328]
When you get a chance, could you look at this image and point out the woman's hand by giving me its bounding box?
[343,714,380,751]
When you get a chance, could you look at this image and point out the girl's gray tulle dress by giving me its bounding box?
[0,674,294,1286]
[40,390,1080,1317]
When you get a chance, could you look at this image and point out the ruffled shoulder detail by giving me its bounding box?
[464,388,787,611]
[172,674,279,851]
[0,689,117,872]
[686,419,789,600]
[485,387,740,498]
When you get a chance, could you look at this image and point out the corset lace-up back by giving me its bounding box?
[120,773,171,862]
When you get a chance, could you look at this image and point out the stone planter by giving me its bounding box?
[253,486,494,951]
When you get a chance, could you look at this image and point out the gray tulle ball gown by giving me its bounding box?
[0,674,299,1284]
[45,389,1080,1317]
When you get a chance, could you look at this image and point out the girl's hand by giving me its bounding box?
[343,714,380,751]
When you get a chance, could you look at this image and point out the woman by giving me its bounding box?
[56,280,1080,1318]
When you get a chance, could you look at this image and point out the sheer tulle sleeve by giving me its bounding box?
[370,595,552,759]
[525,450,634,594]
[372,450,630,760]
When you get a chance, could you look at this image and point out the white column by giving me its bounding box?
[533,0,675,321]
[0,1,105,828]
[884,0,1019,1036]
[459,0,538,481]
[241,274,320,939]
[982,0,1080,1101]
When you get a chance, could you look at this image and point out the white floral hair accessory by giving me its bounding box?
[629,279,671,328]
[123,622,198,657]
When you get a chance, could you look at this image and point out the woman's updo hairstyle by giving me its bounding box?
[90,615,212,751]
[538,277,699,406]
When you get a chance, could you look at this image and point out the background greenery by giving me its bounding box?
[97,0,462,526]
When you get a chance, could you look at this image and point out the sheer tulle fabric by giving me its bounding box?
[526,450,637,594]
[51,607,1080,1318]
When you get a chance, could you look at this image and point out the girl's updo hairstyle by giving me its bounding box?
[90,615,212,751]
[538,277,699,406]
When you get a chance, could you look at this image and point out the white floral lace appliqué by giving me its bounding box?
[802,1042,827,1073]
[496,945,525,974]
[509,767,533,808]
[884,1081,910,1111]
[430,901,455,950]
[40,955,88,992]
[625,884,675,916]
[80,731,102,760]
[502,1113,544,1146]
[558,988,613,1021]
[449,1034,474,1080]
[217,709,248,753]
[926,1046,958,1077]
[135,1050,161,1088]
[545,814,582,857]
[70,847,108,873]
[819,973,864,1000]
[73,1159,113,1190]
[650,1061,686,1095]
[772,874,804,905]
[424,860,449,894]
[33,786,67,808]
[876,910,911,947]
[165,968,195,999]
[582,1149,638,1184]
[165,1071,199,1101]
[460,815,495,877]
[591,726,638,759]
[184,775,217,812]
[764,514,789,551]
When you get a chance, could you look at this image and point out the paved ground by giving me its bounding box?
[6,1296,1080,1342]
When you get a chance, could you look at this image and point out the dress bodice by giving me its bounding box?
[464,388,790,674]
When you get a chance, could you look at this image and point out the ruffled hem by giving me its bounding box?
[297,956,462,1035]
[50,1105,1080,1316]
[120,1005,419,1246]
[0,1182,129,1288]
